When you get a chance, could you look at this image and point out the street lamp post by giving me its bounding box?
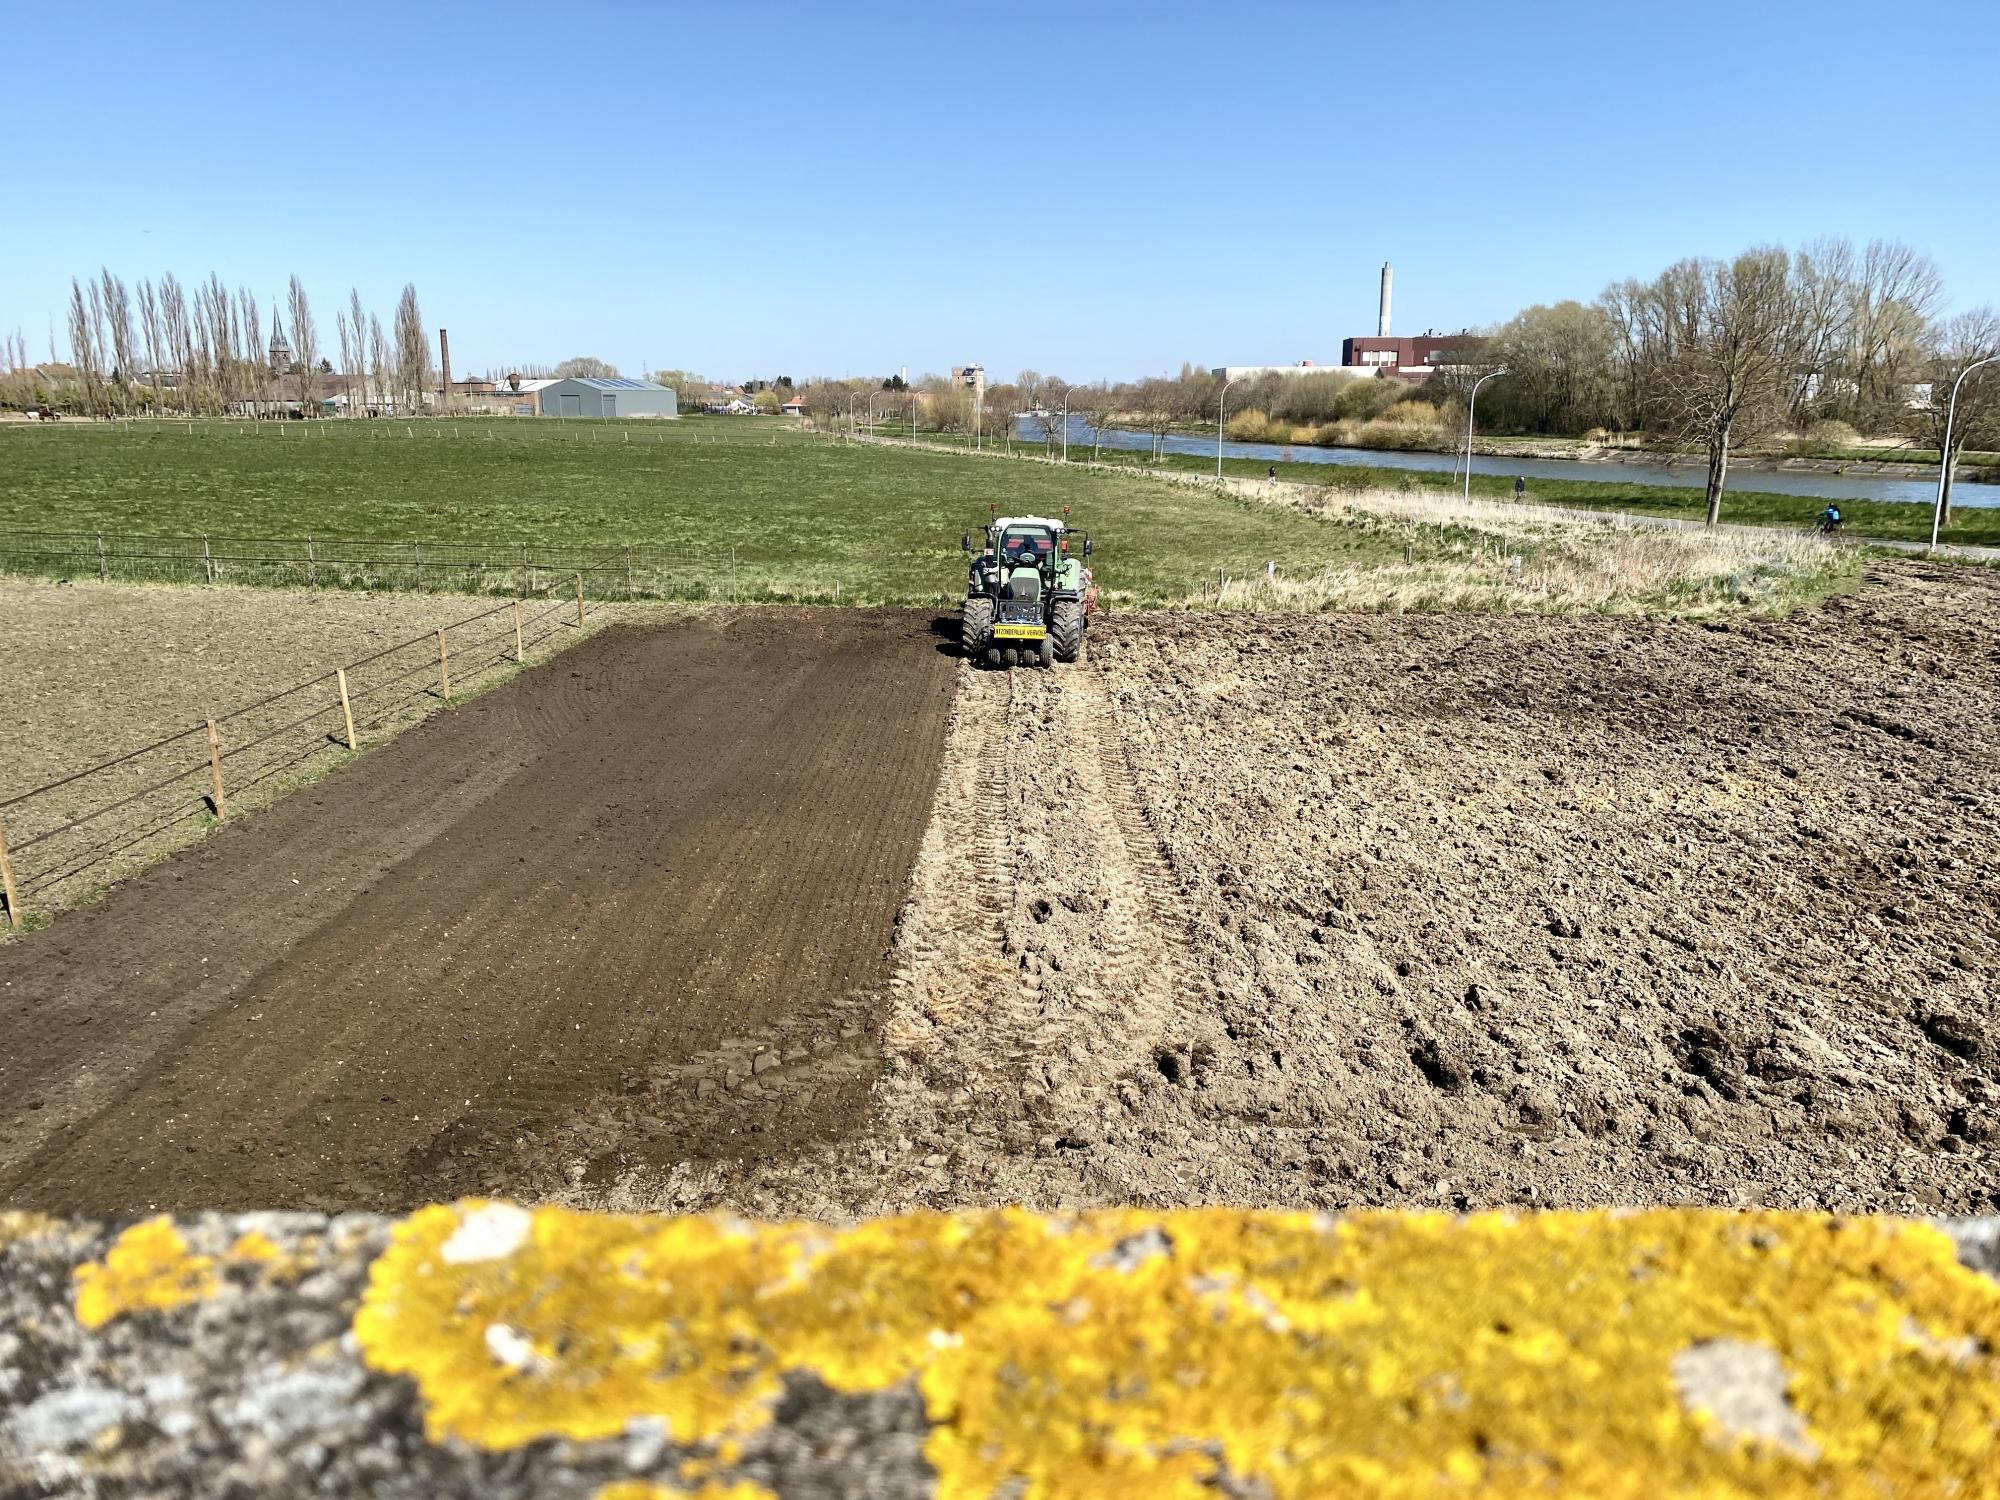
[1058,386,1076,464]
[1216,374,1243,479]
[1931,354,1998,551]
[1464,368,1508,502]
[847,393,864,443]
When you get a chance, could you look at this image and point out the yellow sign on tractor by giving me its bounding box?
[991,623,1047,641]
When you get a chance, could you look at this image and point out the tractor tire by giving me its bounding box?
[1050,599,1084,663]
[961,597,994,657]
[1037,635,1055,669]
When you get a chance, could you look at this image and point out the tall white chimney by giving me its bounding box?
[1378,262,1393,338]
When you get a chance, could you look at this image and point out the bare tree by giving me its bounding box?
[1649,249,1801,526]
[66,278,103,414]
[347,289,368,415]
[393,284,430,414]
[1071,383,1118,458]
[1786,237,1857,423]
[554,355,620,378]
[159,273,191,415]
[1907,307,2000,527]
[1846,241,1941,428]
[98,269,135,414]
[1132,378,1179,459]
[287,274,319,416]
[238,287,264,417]
[369,313,390,415]
[135,278,163,411]
[335,309,357,416]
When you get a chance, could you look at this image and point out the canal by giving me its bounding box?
[1012,416,2000,510]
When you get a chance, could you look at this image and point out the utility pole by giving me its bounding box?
[1217,374,1243,478]
[1465,368,1508,502]
[1931,355,1997,550]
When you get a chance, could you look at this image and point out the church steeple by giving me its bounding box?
[268,309,292,372]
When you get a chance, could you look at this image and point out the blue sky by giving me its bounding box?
[4,1,1996,383]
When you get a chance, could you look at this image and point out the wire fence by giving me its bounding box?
[0,568,615,927]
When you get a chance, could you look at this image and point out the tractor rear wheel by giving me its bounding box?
[1050,600,1084,663]
[961,597,994,657]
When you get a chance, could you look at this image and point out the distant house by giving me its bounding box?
[780,394,806,415]
[537,376,678,419]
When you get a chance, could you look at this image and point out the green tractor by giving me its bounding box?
[959,512,1096,668]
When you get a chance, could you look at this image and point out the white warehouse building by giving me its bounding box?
[536,377,679,419]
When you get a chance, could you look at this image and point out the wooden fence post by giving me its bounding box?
[414,541,423,590]
[437,630,452,700]
[0,812,21,929]
[96,531,107,582]
[307,536,316,588]
[206,720,228,819]
[336,667,357,750]
[512,601,524,663]
[575,573,584,627]
[202,534,215,584]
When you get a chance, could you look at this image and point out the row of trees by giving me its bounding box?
[1,270,434,419]
[1438,238,1999,522]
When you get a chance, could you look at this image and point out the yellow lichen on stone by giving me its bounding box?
[72,1216,218,1330]
[354,1203,2000,1497]
[355,1202,802,1448]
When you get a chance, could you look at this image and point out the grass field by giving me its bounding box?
[0,417,1400,605]
[0,416,1858,613]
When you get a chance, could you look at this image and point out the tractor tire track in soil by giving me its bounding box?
[0,609,956,1214]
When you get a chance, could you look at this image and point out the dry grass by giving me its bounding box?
[1188,484,1856,617]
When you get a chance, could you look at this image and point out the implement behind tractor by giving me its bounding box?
[960,512,1096,668]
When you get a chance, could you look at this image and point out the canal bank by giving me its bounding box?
[1015,415,2000,511]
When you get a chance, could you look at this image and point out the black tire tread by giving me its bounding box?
[1050,599,1084,663]
[961,596,995,655]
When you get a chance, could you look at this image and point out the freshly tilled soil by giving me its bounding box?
[577,560,2000,1219]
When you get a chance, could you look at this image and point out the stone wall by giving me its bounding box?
[5,1204,1999,1497]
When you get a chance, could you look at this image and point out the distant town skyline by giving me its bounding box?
[5,0,1997,382]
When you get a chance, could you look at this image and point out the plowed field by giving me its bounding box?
[0,610,956,1214]
[564,560,2000,1220]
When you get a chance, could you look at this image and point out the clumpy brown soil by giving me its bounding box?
[575,560,1999,1219]
[0,611,956,1214]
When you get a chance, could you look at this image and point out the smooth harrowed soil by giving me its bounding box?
[0,610,956,1213]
